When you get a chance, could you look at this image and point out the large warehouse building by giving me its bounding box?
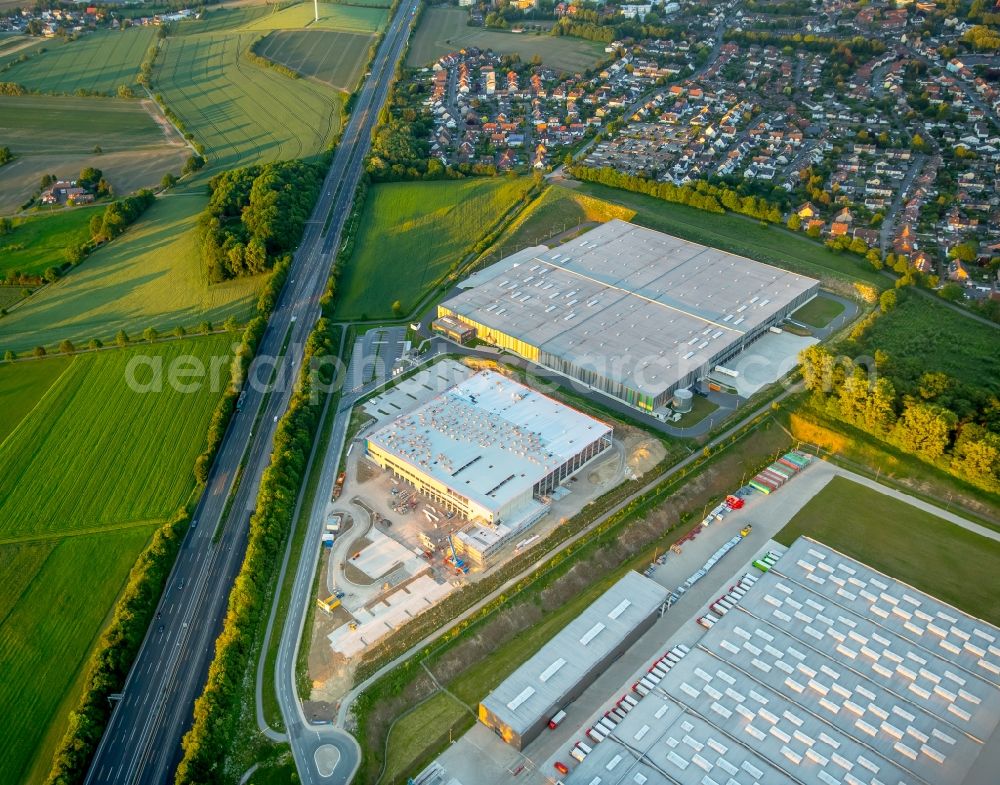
[365,370,613,549]
[479,571,669,749]
[437,219,819,412]
[564,538,1000,785]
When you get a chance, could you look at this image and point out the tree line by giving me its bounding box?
[199,160,322,281]
[570,164,783,222]
[799,303,1000,494]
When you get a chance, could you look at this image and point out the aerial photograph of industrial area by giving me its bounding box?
[0,0,998,784]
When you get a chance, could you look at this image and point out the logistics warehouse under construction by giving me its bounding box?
[436,219,819,412]
[365,370,613,562]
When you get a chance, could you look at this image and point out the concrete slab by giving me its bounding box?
[722,330,817,397]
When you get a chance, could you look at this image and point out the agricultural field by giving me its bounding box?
[0,194,262,353]
[850,291,1000,395]
[0,95,189,214]
[0,335,233,785]
[0,33,45,66]
[555,182,888,289]
[407,7,605,72]
[255,29,373,90]
[776,476,1000,625]
[335,177,534,319]
[241,1,387,33]
[0,206,103,279]
[1,27,155,95]
[154,29,342,171]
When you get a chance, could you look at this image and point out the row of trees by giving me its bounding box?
[199,160,322,281]
[570,165,784,222]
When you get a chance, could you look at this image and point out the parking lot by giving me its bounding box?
[427,458,860,784]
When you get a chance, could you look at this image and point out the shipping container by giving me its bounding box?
[748,480,772,495]
[587,726,606,743]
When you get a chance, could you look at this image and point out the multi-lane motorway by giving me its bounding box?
[84,3,419,784]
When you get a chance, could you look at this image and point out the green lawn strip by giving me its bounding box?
[0,352,72,444]
[381,691,473,785]
[567,182,886,289]
[791,296,845,328]
[0,526,157,785]
[675,394,719,427]
[0,207,103,279]
[775,476,1000,624]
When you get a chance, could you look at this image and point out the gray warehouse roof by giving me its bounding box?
[481,571,669,738]
[441,220,819,398]
[565,538,1000,785]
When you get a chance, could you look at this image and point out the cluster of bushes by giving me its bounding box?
[0,145,12,166]
[571,164,784,221]
[44,508,192,785]
[246,37,300,79]
[199,160,322,281]
[176,316,337,785]
[800,337,1000,493]
[0,81,26,95]
[89,189,155,243]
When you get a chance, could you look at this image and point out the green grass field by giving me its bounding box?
[851,292,1000,395]
[0,194,261,353]
[791,295,845,328]
[0,207,103,278]
[335,178,534,319]
[155,30,342,171]
[776,476,1000,624]
[241,2,386,33]
[407,7,605,71]
[1,27,155,95]
[0,95,189,214]
[0,353,71,443]
[540,183,887,289]
[0,335,232,784]
[256,29,373,90]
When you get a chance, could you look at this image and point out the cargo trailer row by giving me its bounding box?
[749,450,813,495]
[753,549,782,573]
[709,571,760,618]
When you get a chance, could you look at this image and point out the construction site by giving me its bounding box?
[305,359,666,704]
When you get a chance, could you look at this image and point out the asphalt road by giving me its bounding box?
[266,3,423,785]
[83,4,419,784]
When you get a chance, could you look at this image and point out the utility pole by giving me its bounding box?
[314,0,319,23]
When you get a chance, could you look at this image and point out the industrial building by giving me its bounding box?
[365,370,613,561]
[479,571,669,749]
[564,538,1000,785]
[438,219,819,412]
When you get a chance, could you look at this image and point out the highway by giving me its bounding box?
[83,3,420,784]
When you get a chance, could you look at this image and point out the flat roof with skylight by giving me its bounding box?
[365,370,612,523]
[479,571,669,746]
[565,538,1000,785]
[439,220,819,409]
